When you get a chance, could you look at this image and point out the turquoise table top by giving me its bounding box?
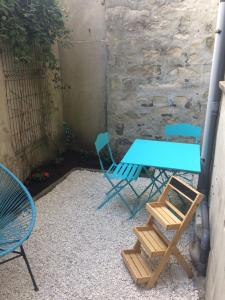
[122,139,201,173]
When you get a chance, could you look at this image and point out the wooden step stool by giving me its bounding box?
[121,176,203,288]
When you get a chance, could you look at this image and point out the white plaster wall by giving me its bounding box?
[206,82,225,300]
[59,0,107,150]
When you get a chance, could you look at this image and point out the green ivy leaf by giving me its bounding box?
[0,0,70,89]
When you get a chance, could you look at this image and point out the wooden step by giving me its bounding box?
[133,226,167,257]
[146,203,182,230]
[121,249,152,284]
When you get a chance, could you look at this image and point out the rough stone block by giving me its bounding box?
[173,96,189,108]
[152,96,168,107]
[106,0,217,155]
[128,64,161,77]
[122,78,136,92]
[115,123,124,135]
[205,36,214,49]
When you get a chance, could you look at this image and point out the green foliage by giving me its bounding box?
[0,0,69,74]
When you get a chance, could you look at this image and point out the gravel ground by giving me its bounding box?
[0,170,202,300]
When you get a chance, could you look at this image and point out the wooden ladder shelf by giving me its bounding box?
[121,176,203,288]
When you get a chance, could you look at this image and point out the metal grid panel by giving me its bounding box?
[1,47,52,156]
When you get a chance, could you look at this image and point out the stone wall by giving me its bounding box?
[106,0,218,154]
[206,82,225,300]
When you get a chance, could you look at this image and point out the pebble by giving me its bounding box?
[0,170,202,299]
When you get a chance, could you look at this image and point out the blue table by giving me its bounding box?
[122,139,201,216]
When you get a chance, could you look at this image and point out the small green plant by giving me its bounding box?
[0,0,70,86]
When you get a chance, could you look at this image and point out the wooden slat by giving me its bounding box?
[122,176,203,289]
[137,230,156,253]
[170,176,201,195]
[143,230,162,252]
[165,200,185,219]
[158,185,171,203]
[134,227,167,256]
[121,250,152,284]
[168,184,194,203]
[149,202,163,208]
[146,204,180,230]
[148,230,167,251]
[143,231,160,251]
[146,204,171,229]
[134,227,155,256]
[155,207,174,224]
[122,251,140,282]
[131,254,149,277]
[161,206,181,224]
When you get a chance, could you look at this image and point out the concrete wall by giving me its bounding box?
[206,82,225,300]
[106,0,218,154]
[59,0,107,150]
[0,49,64,179]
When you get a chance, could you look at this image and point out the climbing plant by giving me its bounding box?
[0,0,69,84]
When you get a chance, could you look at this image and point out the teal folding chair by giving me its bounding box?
[165,123,202,144]
[95,132,142,217]
[164,123,202,182]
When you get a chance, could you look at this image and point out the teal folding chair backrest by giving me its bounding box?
[95,132,115,171]
[165,123,202,143]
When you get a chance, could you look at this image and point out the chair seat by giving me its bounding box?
[106,163,142,181]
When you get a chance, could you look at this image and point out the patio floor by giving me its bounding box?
[0,170,203,299]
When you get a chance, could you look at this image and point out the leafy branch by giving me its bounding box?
[0,0,70,87]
